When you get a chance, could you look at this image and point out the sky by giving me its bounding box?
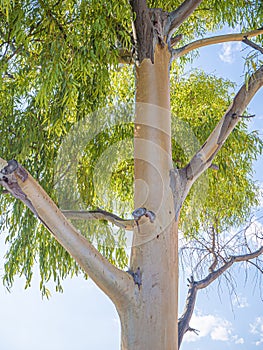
[0,29,263,350]
[180,34,263,350]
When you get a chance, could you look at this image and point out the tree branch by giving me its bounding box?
[167,0,204,38]
[183,64,263,188]
[196,246,263,290]
[0,159,133,308]
[172,28,263,59]
[62,209,134,230]
[178,245,263,347]
[178,276,198,348]
[230,247,263,263]
[242,36,263,55]
[247,260,263,273]
[208,226,218,272]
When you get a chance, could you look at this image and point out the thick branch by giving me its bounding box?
[178,276,198,348]
[62,209,134,230]
[167,0,204,38]
[184,64,263,186]
[173,28,263,59]
[230,247,263,263]
[0,159,133,308]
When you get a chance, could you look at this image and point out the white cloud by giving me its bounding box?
[211,324,231,341]
[233,294,249,309]
[232,335,245,344]
[219,42,242,63]
[250,317,263,346]
[184,312,246,345]
[236,337,245,344]
[184,313,232,343]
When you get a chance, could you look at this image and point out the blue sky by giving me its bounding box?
[181,33,263,350]
[183,33,263,350]
[0,31,263,350]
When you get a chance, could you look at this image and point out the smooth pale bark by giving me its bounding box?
[173,28,263,58]
[0,159,133,308]
[119,44,179,350]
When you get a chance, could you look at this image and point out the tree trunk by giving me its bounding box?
[118,44,179,350]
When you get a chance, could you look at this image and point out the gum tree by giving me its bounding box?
[0,1,263,349]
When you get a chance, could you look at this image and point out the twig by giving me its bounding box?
[187,326,200,335]
[247,260,263,273]
[62,209,135,230]
[243,37,263,55]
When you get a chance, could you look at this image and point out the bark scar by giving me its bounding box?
[0,160,38,216]
[127,267,142,289]
[0,159,54,233]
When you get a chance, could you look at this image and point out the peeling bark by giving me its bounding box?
[130,0,154,63]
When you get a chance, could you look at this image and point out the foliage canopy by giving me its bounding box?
[0,0,262,295]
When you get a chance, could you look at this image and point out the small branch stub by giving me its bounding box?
[145,210,156,223]
[132,207,147,221]
[1,159,18,175]
[132,207,156,232]
[209,163,219,171]
[132,207,156,223]
[1,159,28,182]
[0,160,53,230]
[188,327,200,335]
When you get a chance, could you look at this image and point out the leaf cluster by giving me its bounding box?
[170,70,262,235]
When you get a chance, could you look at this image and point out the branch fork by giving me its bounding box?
[0,158,134,307]
[177,63,263,197]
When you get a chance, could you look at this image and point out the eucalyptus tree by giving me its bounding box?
[0,1,263,349]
